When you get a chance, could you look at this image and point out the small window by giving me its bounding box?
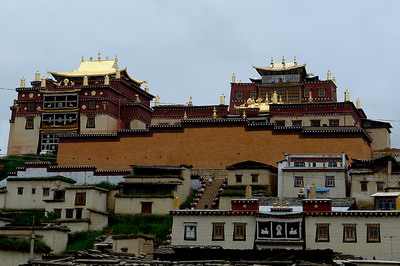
[250,90,257,99]
[304,88,311,98]
[316,224,330,242]
[141,202,153,214]
[328,161,338,167]
[76,208,83,219]
[212,223,225,241]
[376,182,384,192]
[31,188,36,194]
[235,175,242,183]
[292,120,302,127]
[367,224,380,243]
[54,209,62,218]
[361,182,368,192]
[235,90,243,100]
[86,117,95,128]
[43,188,50,197]
[343,224,357,243]
[275,121,285,127]
[53,190,65,200]
[88,101,96,110]
[184,223,197,240]
[233,223,246,241]
[25,118,34,129]
[17,187,23,195]
[378,199,396,210]
[325,176,335,187]
[329,120,339,127]
[311,120,321,127]
[318,88,326,97]
[66,209,74,219]
[27,102,35,112]
[75,192,86,205]
[124,120,131,129]
[294,162,305,167]
[294,176,303,187]
[251,174,259,183]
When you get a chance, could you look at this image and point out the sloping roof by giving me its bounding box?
[226,160,277,172]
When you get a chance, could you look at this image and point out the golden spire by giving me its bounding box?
[115,54,118,62]
[81,56,84,62]
[272,91,278,103]
[309,184,316,199]
[356,98,361,109]
[231,73,236,83]
[83,75,88,86]
[212,107,217,119]
[188,96,193,106]
[183,111,187,120]
[242,110,247,119]
[332,77,337,84]
[20,77,25,88]
[104,75,110,85]
[116,68,121,78]
[144,86,149,93]
[270,57,274,67]
[155,95,160,107]
[344,89,350,102]
[308,91,313,102]
[89,56,93,61]
[282,55,285,67]
[279,96,283,104]
[220,93,226,105]
[327,70,332,80]
[294,56,297,65]
[35,71,40,82]
[98,51,101,61]
[265,92,269,103]
[41,77,46,88]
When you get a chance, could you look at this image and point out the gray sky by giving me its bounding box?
[1,0,399,155]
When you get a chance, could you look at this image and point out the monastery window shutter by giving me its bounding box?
[75,192,86,205]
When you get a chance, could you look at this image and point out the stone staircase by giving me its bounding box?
[195,177,224,209]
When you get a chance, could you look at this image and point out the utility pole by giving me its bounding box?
[29,214,35,260]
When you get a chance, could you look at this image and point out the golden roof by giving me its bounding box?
[48,58,146,85]
[252,63,306,72]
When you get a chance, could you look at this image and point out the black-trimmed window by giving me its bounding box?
[235,90,243,100]
[66,209,74,219]
[276,120,285,127]
[343,224,357,243]
[316,224,330,242]
[329,119,339,127]
[88,101,96,110]
[294,176,303,187]
[212,223,224,241]
[251,174,259,183]
[235,175,242,183]
[233,223,246,241]
[184,223,197,240]
[367,224,380,243]
[76,208,83,219]
[25,118,34,129]
[250,90,257,99]
[294,162,305,167]
[328,161,338,167]
[361,181,368,192]
[17,187,23,195]
[304,88,311,98]
[31,188,36,194]
[54,209,61,218]
[376,182,384,192]
[325,176,335,187]
[292,120,302,127]
[27,102,35,112]
[75,192,86,205]
[311,120,321,127]
[43,188,50,197]
[86,117,95,128]
[318,88,326,97]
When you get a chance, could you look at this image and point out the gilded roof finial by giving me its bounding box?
[134,94,141,103]
[294,56,297,66]
[35,71,40,82]
[279,95,283,104]
[344,89,350,102]
[327,70,332,80]
[356,98,361,109]
[231,73,236,83]
[309,184,317,199]
[81,56,84,62]
[115,55,118,62]
[20,77,25,88]
[212,107,217,119]
[188,96,193,106]
[332,77,337,84]
[116,68,121,79]
[265,92,269,103]
[242,110,247,119]
[183,111,187,120]
[155,95,160,107]
[98,51,101,61]
[270,57,274,67]
[83,75,88,86]
[106,56,109,60]
[282,55,285,67]
[89,56,93,61]
[220,93,226,105]
[308,91,313,102]
[104,75,110,85]
[272,91,278,103]
[41,77,46,88]
[144,86,149,93]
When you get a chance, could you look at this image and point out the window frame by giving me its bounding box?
[75,192,86,206]
[235,90,243,100]
[212,223,225,241]
[316,224,330,242]
[376,182,384,192]
[88,100,96,110]
[329,119,340,127]
[294,162,305,167]
[304,88,311,98]
[318,88,326,97]
[367,224,380,243]
[275,120,286,127]
[25,118,34,129]
[42,188,50,197]
[292,120,302,127]
[294,176,304,187]
[251,174,259,183]
[17,187,24,195]
[250,90,257,100]
[343,224,357,243]
[235,174,242,183]
[184,223,197,241]
[27,102,35,112]
[66,209,74,219]
[310,120,321,127]
[325,176,335,187]
[361,181,368,192]
[86,117,95,128]
[328,161,338,167]
[233,223,246,241]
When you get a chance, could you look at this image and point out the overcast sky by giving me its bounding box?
[1,0,399,155]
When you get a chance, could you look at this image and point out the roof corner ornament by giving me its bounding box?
[282,55,285,68]
[115,54,118,62]
[356,98,361,109]
[294,56,297,66]
[104,75,110,85]
[63,78,69,86]
[83,75,88,86]
[270,57,274,67]
[41,77,46,88]
[212,107,217,119]
[20,77,25,88]
[155,95,160,107]
[35,71,40,82]
[183,111,188,120]
[220,93,226,105]
[242,110,247,119]
[81,56,85,62]
[231,73,236,83]
[144,86,149,93]
[98,51,101,61]
[115,68,121,79]
[344,89,350,102]
[134,94,141,103]
[188,96,193,106]
[332,77,337,84]
[89,56,93,61]
[327,70,332,80]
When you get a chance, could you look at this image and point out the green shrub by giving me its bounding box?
[0,238,51,253]
[65,231,103,252]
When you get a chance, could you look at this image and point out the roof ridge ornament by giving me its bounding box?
[294,56,297,66]
[356,98,361,109]
[327,70,332,80]
[212,107,217,119]
[231,73,236,83]
[155,95,160,107]
[81,56,84,62]
[35,71,40,82]
[20,77,25,88]
[98,51,101,61]
[282,55,285,68]
[183,111,187,120]
[344,89,350,102]
[270,57,274,67]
